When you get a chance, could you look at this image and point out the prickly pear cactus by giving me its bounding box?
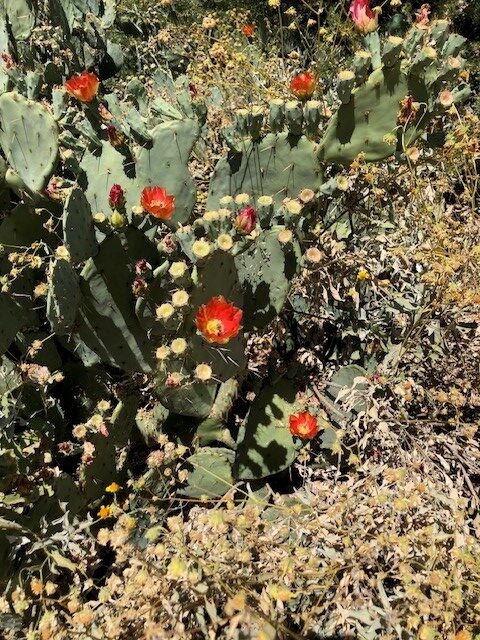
[0,92,59,192]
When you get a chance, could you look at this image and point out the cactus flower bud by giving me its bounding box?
[290,72,316,101]
[235,206,257,234]
[289,411,319,439]
[64,70,99,103]
[349,0,379,35]
[108,184,125,210]
[110,210,126,229]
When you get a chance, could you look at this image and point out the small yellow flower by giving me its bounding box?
[98,505,112,519]
[172,290,189,307]
[257,195,273,207]
[285,199,302,215]
[357,269,370,280]
[105,482,121,493]
[156,345,171,360]
[278,229,293,244]
[195,363,213,381]
[204,210,219,222]
[169,261,188,279]
[234,193,250,205]
[219,195,233,206]
[217,234,233,251]
[156,303,175,320]
[192,239,211,259]
[171,338,187,355]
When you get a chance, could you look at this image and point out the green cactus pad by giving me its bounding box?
[110,395,140,447]
[0,92,58,192]
[46,258,81,335]
[63,187,98,264]
[135,119,200,227]
[5,0,35,41]
[235,229,301,330]
[180,447,235,498]
[0,293,24,356]
[135,403,169,445]
[188,250,246,381]
[318,63,411,165]
[234,377,298,480]
[155,374,217,419]
[76,229,159,373]
[207,132,322,209]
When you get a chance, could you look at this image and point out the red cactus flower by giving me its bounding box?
[290,72,316,101]
[195,296,243,344]
[289,411,319,439]
[140,186,175,220]
[349,0,378,35]
[64,70,99,103]
[235,206,257,234]
[242,24,255,38]
[189,83,198,98]
[108,184,125,209]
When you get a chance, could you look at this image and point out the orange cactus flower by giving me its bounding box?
[195,296,243,344]
[242,24,255,37]
[289,411,319,439]
[64,71,100,103]
[140,186,175,220]
[290,72,316,101]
